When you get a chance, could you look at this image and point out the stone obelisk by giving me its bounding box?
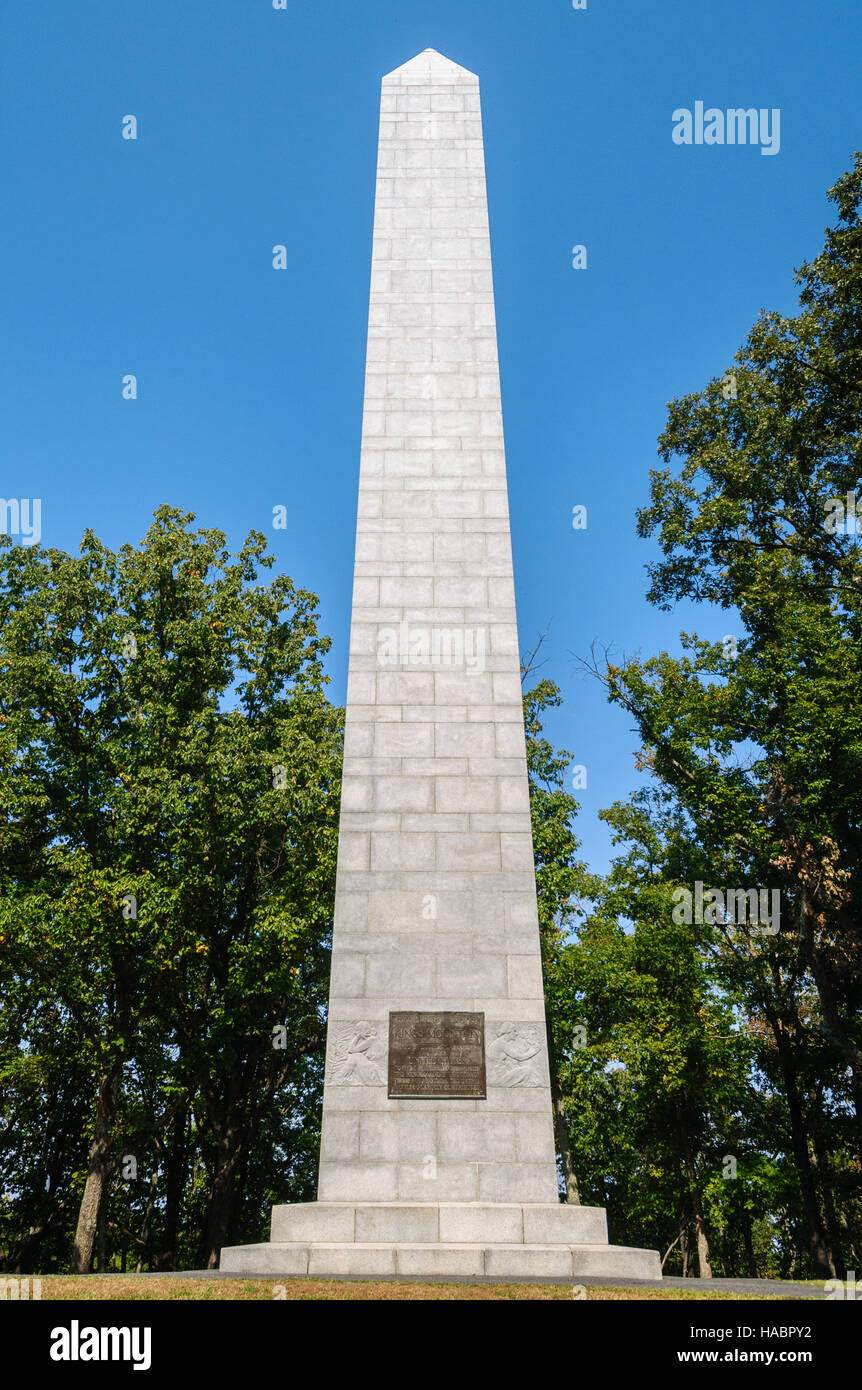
[221,50,660,1279]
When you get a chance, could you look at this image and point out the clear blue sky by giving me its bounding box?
[2,0,860,873]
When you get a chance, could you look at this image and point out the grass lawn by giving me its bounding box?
[34,1276,778,1301]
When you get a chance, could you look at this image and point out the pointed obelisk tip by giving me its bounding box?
[382,48,479,85]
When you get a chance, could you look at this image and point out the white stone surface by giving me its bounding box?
[265,1202,610,1247]
[320,51,559,1203]
[218,51,662,1284]
[220,1215,663,1281]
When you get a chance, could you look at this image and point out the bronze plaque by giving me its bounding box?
[388,1011,486,1099]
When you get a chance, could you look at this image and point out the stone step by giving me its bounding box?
[220,1240,662,1280]
[270,1201,608,1246]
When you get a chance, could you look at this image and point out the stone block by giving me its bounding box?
[396,1245,484,1277]
[396,1162,479,1202]
[522,1204,608,1246]
[307,1244,397,1277]
[436,1113,515,1161]
[434,832,500,870]
[569,1245,663,1280]
[270,1204,355,1244]
[359,1112,438,1161]
[354,1205,439,1243]
[319,1113,361,1162]
[374,723,433,757]
[436,954,507,996]
[477,1163,560,1204]
[437,1203,522,1244]
[513,1114,557,1164]
[317,1162,398,1203]
[219,1243,308,1275]
[373,776,434,813]
[328,952,366,997]
[365,954,435,995]
[507,954,545,999]
[483,1246,573,1279]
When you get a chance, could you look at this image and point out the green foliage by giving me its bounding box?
[581,154,862,1277]
[0,507,342,1271]
[529,155,862,1279]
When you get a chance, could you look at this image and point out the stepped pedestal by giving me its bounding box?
[221,1203,660,1279]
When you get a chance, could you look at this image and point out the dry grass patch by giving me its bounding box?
[38,1276,772,1302]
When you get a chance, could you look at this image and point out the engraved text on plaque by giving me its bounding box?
[388,1012,486,1099]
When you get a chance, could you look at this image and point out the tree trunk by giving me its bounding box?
[71,1063,120,1274]
[676,1107,712,1277]
[135,1168,159,1274]
[544,1005,580,1204]
[202,1150,241,1269]
[97,1187,108,1272]
[741,1212,757,1279]
[155,1108,188,1271]
[692,1203,712,1278]
[812,1131,846,1280]
[11,1219,50,1275]
[200,1079,248,1269]
[551,1087,580,1204]
[798,894,862,1161]
[771,1015,837,1277]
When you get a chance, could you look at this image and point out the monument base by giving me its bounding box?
[219,1203,662,1280]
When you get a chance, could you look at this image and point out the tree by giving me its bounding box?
[586,154,862,1275]
[0,507,342,1272]
[626,154,862,1140]
[562,791,754,1277]
[521,674,594,1201]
